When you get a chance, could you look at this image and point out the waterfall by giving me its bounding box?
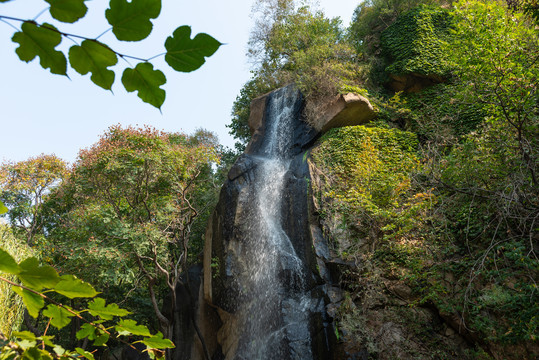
[202,84,331,360]
[234,86,313,359]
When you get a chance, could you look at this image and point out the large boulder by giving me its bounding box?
[309,93,376,133]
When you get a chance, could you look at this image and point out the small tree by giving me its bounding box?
[416,0,539,344]
[0,154,68,245]
[45,125,219,357]
[229,3,361,147]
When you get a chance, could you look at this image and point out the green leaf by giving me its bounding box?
[139,332,174,349]
[0,200,7,214]
[105,0,161,41]
[0,247,20,274]
[12,331,36,341]
[165,26,221,73]
[75,347,95,360]
[18,257,59,290]
[42,304,74,329]
[115,319,151,337]
[45,0,88,23]
[17,340,37,351]
[76,323,97,340]
[12,22,67,75]
[54,274,99,298]
[53,344,66,356]
[38,335,55,348]
[88,297,130,320]
[93,333,109,347]
[22,346,53,360]
[12,286,44,318]
[69,40,118,90]
[122,63,166,108]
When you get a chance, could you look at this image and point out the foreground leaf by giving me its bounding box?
[138,332,174,350]
[0,247,20,274]
[76,347,95,360]
[54,274,99,298]
[43,304,74,329]
[45,0,88,23]
[53,344,66,356]
[69,40,118,90]
[39,335,56,348]
[12,286,44,317]
[122,63,166,108]
[12,331,36,341]
[165,26,221,72]
[0,200,7,214]
[88,297,130,320]
[93,333,109,347]
[147,348,165,360]
[12,22,67,75]
[18,257,59,290]
[23,346,53,360]
[115,319,151,336]
[76,323,97,340]
[106,0,161,41]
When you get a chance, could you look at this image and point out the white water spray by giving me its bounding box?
[234,86,314,360]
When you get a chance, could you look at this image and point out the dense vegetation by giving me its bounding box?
[228,0,537,358]
[0,126,222,359]
[310,1,537,359]
[1,0,538,359]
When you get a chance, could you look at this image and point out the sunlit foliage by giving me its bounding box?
[0,154,68,245]
[44,125,219,341]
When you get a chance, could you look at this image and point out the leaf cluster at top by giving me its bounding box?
[1,0,222,109]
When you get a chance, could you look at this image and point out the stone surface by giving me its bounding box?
[245,85,318,156]
[244,93,268,155]
[201,85,334,360]
[227,154,257,181]
[310,93,376,133]
[388,73,444,93]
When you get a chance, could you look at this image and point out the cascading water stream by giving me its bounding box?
[235,86,314,360]
[201,84,331,360]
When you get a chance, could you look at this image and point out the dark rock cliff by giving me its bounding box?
[176,85,375,360]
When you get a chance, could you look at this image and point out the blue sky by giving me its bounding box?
[0,0,359,163]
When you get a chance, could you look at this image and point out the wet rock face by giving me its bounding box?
[196,85,382,360]
[203,85,333,360]
[245,86,319,157]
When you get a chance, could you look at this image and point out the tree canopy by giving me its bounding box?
[228,2,362,149]
[0,154,68,245]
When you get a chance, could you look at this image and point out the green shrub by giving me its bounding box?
[381,5,452,78]
[404,83,486,138]
[311,125,422,255]
[0,225,34,337]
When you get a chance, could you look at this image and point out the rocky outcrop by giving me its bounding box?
[309,93,376,133]
[202,86,334,360]
[246,90,376,146]
[387,72,444,93]
[185,85,380,360]
[244,88,319,156]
